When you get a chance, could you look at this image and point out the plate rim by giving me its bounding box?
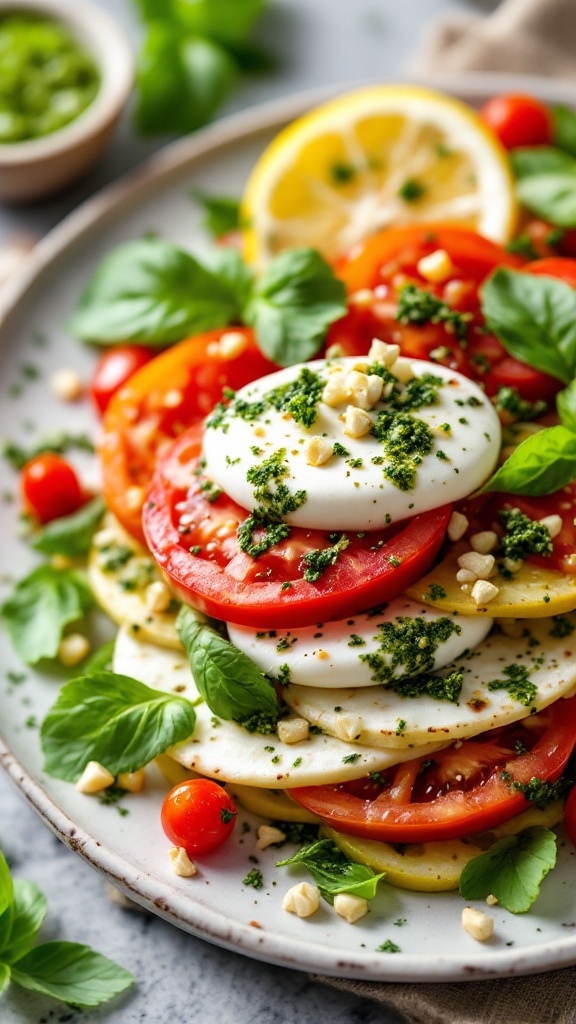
[2,71,576,983]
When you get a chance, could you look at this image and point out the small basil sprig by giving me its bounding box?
[480,269,576,495]
[511,144,576,228]
[69,237,346,368]
[0,850,133,1007]
[33,496,106,558]
[0,565,94,665]
[459,827,557,913]
[481,268,576,386]
[177,606,279,730]
[40,671,197,781]
[277,839,385,903]
[192,190,242,239]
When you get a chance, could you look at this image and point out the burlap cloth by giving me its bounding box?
[316,0,576,1019]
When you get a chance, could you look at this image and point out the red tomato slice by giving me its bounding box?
[100,328,278,542]
[143,423,452,628]
[90,345,154,415]
[476,484,576,575]
[329,225,560,402]
[289,697,576,843]
[526,257,576,290]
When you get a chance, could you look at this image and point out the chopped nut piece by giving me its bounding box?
[117,769,146,793]
[50,368,84,402]
[343,405,372,438]
[322,372,348,407]
[462,906,494,942]
[58,633,90,667]
[349,288,374,309]
[486,894,498,907]
[417,248,455,283]
[333,892,369,923]
[471,579,500,606]
[168,847,197,877]
[282,881,320,918]
[256,825,287,850]
[502,557,524,573]
[218,331,248,359]
[325,342,344,359]
[366,374,384,406]
[368,338,400,367]
[76,760,115,794]
[392,357,414,383]
[346,370,372,410]
[447,511,469,542]
[306,436,333,467]
[145,580,172,612]
[456,568,477,584]
[125,486,145,512]
[333,715,363,742]
[539,514,563,540]
[457,551,495,580]
[470,531,498,555]
[278,717,310,744]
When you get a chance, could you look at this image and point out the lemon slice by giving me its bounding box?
[242,85,517,267]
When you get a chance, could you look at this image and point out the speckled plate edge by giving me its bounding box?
[2,72,576,983]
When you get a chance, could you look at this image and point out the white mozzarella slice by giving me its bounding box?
[202,357,500,531]
[227,598,492,689]
[283,614,576,747]
[113,626,448,788]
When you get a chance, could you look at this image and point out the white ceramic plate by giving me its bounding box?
[2,74,576,983]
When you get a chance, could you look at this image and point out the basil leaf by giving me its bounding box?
[244,248,347,367]
[511,146,576,180]
[201,246,254,310]
[135,25,237,135]
[172,0,267,44]
[10,942,133,1007]
[517,174,576,229]
[0,852,13,919]
[277,839,385,903]
[33,496,105,558]
[2,431,94,471]
[192,190,241,239]
[40,671,196,781]
[557,379,576,433]
[0,964,10,995]
[553,105,576,159]
[482,425,576,496]
[459,826,557,913]
[1,566,93,665]
[1,882,47,964]
[70,239,243,345]
[0,851,14,954]
[177,606,278,726]
[82,640,115,674]
[481,268,576,384]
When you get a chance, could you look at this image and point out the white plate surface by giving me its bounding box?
[2,74,576,983]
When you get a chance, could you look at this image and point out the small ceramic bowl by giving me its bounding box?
[0,0,134,203]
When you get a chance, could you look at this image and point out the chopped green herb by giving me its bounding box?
[428,583,447,600]
[302,534,350,583]
[499,509,554,561]
[500,772,571,809]
[359,616,461,685]
[377,940,401,953]
[396,284,471,343]
[342,753,361,764]
[398,178,425,202]
[242,868,264,889]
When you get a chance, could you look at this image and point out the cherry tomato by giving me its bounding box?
[161,779,237,856]
[565,785,576,848]
[330,225,559,402]
[480,94,553,150]
[289,697,576,843]
[21,453,85,524]
[143,423,452,629]
[100,328,278,542]
[90,345,154,415]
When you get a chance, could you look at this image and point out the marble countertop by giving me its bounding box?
[0,1,487,1021]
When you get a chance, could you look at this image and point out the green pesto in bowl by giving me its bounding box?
[0,12,100,143]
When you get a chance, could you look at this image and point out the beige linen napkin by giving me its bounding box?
[317,0,576,1019]
[412,0,576,80]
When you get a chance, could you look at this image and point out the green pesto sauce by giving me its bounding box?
[0,15,100,143]
[301,534,349,583]
[499,509,554,561]
[487,663,537,707]
[359,616,461,686]
[391,667,464,704]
